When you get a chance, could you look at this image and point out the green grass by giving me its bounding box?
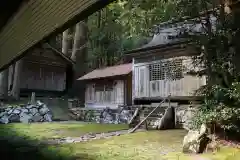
[58,130,240,160]
[0,123,239,160]
[0,122,129,140]
[60,130,187,160]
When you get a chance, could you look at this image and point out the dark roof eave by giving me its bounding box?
[124,39,191,55]
[0,0,25,32]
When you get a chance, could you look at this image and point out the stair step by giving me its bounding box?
[151,103,178,107]
[143,112,165,116]
[143,110,166,113]
[143,107,167,112]
[145,109,166,115]
[146,116,162,119]
[143,112,164,116]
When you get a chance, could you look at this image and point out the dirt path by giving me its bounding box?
[46,129,145,144]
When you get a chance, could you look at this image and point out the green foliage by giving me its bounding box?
[175,0,240,134]
[87,0,180,68]
[191,84,240,133]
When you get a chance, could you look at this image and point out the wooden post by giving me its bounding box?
[30,92,36,105]
[68,99,74,108]
[128,107,139,125]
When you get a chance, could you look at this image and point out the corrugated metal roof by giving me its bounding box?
[77,63,132,80]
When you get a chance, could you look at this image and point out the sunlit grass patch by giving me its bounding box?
[0,123,239,160]
[58,130,239,160]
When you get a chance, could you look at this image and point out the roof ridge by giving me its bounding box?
[94,63,131,70]
[77,63,132,80]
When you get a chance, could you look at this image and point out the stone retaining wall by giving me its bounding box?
[69,107,134,124]
[0,101,53,124]
[69,104,200,128]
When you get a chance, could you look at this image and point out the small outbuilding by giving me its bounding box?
[77,63,132,109]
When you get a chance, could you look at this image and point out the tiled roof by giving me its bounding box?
[77,63,132,80]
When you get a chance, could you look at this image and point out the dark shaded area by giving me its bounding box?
[198,135,211,154]
[159,106,176,130]
[215,126,240,142]
[0,1,24,31]
[134,97,203,105]
[65,64,74,96]
[20,89,66,97]
[0,125,95,160]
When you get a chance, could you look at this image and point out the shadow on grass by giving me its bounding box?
[0,124,95,160]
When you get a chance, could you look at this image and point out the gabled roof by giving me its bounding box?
[44,43,75,65]
[125,38,189,55]
[124,9,218,55]
[78,63,132,80]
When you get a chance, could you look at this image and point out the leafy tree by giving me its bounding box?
[86,0,180,69]
[174,0,240,135]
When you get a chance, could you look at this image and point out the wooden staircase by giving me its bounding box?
[141,105,168,129]
[128,106,144,128]
[129,96,178,133]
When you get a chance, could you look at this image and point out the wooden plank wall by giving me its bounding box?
[85,80,125,109]
[24,48,67,67]
[19,47,69,92]
[133,56,206,98]
[133,65,149,98]
[20,62,66,91]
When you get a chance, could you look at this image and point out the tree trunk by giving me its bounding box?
[71,23,81,61]
[70,20,88,100]
[71,22,88,62]
[62,29,71,56]
[0,69,9,99]
[10,59,23,100]
[9,64,15,92]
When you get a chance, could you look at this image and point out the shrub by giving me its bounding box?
[191,83,240,134]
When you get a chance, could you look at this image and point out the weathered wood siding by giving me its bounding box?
[85,80,125,109]
[19,48,67,92]
[133,56,206,99]
[24,48,68,67]
[134,65,150,98]
[20,63,66,91]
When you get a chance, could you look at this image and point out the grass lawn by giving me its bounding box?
[58,130,240,160]
[0,122,128,140]
[0,123,239,160]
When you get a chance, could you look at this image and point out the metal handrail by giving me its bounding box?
[128,95,171,133]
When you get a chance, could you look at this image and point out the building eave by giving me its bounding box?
[0,0,114,71]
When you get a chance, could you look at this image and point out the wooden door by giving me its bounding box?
[134,65,149,98]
